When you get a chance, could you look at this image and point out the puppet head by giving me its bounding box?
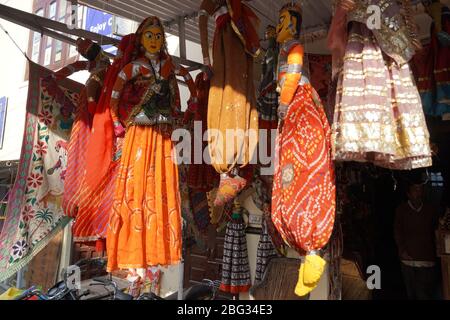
[137,16,167,56]
[277,2,303,44]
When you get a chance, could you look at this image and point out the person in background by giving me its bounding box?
[394,183,440,300]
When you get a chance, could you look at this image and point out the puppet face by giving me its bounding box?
[276,10,298,43]
[141,25,164,54]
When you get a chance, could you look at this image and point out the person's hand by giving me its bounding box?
[113,121,125,137]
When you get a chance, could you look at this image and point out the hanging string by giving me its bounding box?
[0,22,31,62]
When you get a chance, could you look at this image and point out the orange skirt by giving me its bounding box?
[106,125,182,271]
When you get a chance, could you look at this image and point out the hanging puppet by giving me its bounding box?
[420,0,450,116]
[329,0,432,170]
[43,38,112,243]
[258,25,279,127]
[106,16,198,274]
[271,2,336,297]
[199,0,260,207]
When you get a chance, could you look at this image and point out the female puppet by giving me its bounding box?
[106,16,198,272]
[330,0,432,170]
[199,0,260,206]
[43,38,112,242]
[271,2,336,297]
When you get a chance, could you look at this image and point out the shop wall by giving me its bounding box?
[0,0,33,161]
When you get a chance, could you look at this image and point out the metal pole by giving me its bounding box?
[16,268,24,289]
[178,16,187,60]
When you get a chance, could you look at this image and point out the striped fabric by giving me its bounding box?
[254,219,278,284]
[219,213,251,294]
[332,22,432,170]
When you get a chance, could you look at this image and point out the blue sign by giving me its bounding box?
[0,97,8,149]
[85,8,119,55]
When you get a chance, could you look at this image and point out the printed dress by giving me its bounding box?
[331,0,432,170]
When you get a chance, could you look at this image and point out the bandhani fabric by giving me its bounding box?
[272,83,336,254]
[332,22,432,170]
[219,212,251,294]
[0,62,80,282]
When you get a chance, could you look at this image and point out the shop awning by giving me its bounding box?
[79,0,431,45]
[79,0,333,44]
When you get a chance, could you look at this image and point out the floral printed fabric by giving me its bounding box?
[0,62,81,282]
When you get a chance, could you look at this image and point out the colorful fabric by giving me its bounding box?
[272,83,336,254]
[83,34,136,194]
[207,4,259,175]
[0,62,80,282]
[47,55,112,242]
[107,125,182,270]
[220,213,251,294]
[106,17,196,272]
[333,22,432,170]
[214,174,247,207]
[347,0,417,66]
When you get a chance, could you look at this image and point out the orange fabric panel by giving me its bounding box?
[279,44,304,106]
[106,126,182,270]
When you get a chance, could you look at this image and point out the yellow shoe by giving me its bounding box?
[294,261,317,297]
[303,254,326,286]
[0,287,24,300]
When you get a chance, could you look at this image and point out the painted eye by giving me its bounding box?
[145,32,153,39]
[156,34,162,40]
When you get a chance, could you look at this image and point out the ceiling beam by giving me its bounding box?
[0,3,203,70]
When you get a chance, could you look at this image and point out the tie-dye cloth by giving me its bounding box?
[0,62,81,282]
